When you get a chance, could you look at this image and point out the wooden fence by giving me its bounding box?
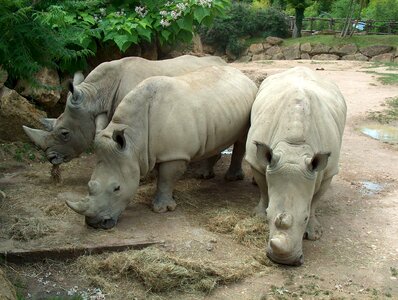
[289,17,398,35]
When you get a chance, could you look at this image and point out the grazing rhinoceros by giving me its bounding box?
[22,55,226,167]
[245,67,346,266]
[66,65,258,229]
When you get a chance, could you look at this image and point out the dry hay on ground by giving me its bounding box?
[206,209,268,249]
[6,216,55,241]
[76,246,263,295]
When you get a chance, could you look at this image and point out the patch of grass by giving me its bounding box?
[391,267,398,277]
[282,35,398,48]
[363,61,398,71]
[76,247,261,295]
[365,70,398,85]
[0,142,46,163]
[368,97,398,123]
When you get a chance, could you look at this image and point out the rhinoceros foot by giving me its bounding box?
[195,169,215,179]
[152,195,177,213]
[252,201,267,219]
[224,168,244,181]
[304,216,323,240]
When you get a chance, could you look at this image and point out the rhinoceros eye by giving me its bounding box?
[114,185,120,192]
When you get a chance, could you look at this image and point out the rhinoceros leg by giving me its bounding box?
[305,177,332,240]
[224,138,246,181]
[251,167,269,219]
[195,154,221,179]
[152,160,187,213]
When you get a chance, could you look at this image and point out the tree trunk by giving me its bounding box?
[340,0,355,37]
[293,6,305,38]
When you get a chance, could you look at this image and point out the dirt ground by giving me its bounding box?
[0,60,397,299]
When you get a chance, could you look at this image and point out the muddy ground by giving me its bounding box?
[0,60,397,299]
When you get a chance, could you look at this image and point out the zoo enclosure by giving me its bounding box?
[289,17,398,35]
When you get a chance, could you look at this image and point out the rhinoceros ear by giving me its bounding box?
[306,152,331,172]
[73,71,85,85]
[112,129,126,150]
[68,81,83,106]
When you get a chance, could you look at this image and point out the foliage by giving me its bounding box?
[0,0,91,84]
[201,2,289,55]
[1,0,229,84]
[362,0,398,21]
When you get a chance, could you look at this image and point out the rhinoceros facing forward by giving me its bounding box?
[23,55,226,166]
[246,67,347,266]
[66,65,258,229]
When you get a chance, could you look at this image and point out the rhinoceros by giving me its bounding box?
[66,65,258,229]
[22,55,226,168]
[245,67,346,266]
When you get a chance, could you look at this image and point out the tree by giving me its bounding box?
[287,0,314,37]
[340,0,369,37]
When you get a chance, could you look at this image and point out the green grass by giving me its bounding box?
[391,267,398,277]
[282,35,398,48]
[363,62,398,71]
[368,97,398,123]
[364,70,398,85]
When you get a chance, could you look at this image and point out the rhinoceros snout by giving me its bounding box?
[47,152,65,165]
[85,216,117,229]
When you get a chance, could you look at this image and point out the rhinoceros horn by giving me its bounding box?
[66,198,89,215]
[269,236,291,255]
[22,126,48,150]
[275,212,293,230]
[40,118,57,131]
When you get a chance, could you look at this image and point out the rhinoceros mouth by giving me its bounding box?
[266,248,304,266]
[85,216,118,229]
[47,151,68,165]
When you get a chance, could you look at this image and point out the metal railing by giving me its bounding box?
[289,16,398,35]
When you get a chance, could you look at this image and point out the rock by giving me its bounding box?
[225,48,237,62]
[272,52,285,60]
[249,43,264,55]
[0,87,46,142]
[192,33,203,54]
[202,44,216,55]
[239,70,267,87]
[262,43,272,51]
[236,55,252,63]
[312,54,340,60]
[252,53,272,61]
[266,36,283,45]
[0,268,17,300]
[300,43,312,53]
[141,41,158,60]
[342,53,369,61]
[16,68,61,107]
[360,45,393,57]
[310,43,331,55]
[0,67,7,89]
[282,44,301,60]
[266,46,283,56]
[370,53,394,62]
[301,53,311,60]
[331,44,358,56]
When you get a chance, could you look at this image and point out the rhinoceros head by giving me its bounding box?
[66,125,140,229]
[255,141,330,266]
[23,72,98,165]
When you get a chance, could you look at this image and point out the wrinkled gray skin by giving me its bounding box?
[23,55,226,169]
[245,67,347,266]
[66,66,258,229]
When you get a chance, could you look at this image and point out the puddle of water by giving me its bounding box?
[360,181,383,195]
[360,123,398,144]
[221,148,233,155]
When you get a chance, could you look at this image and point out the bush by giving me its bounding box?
[201,3,289,55]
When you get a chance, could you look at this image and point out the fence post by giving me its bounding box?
[329,18,334,30]
[310,17,314,33]
[388,21,392,34]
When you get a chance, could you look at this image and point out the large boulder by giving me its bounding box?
[0,87,46,142]
[342,53,369,61]
[266,36,283,45]
[301,53,311,60]
[266,46,283,56]
[16,68,60,107]
[0,268,17,300]
[331,44,358,56]
[310,44,331,55]
[312,54,340,60]
[282,44,301,60]
[272,52,285,60]
[360,45,393,58]
[370,53,394,62]
[252,53,272,61]
[300,43,312,53]
[248,43,264,55]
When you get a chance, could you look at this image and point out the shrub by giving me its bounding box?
[201,3,289,55]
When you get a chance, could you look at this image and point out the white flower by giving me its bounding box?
[160,10,168,16]
[170,10,181,20]
[176,3,187,11]
[135,6,147,18]
[99,8,106,16]
[198,0,212,8]
[160,19,171,27]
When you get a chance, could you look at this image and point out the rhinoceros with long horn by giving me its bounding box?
[66,65,258,229]
[23,55,226,167]
[245,67,347,266]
